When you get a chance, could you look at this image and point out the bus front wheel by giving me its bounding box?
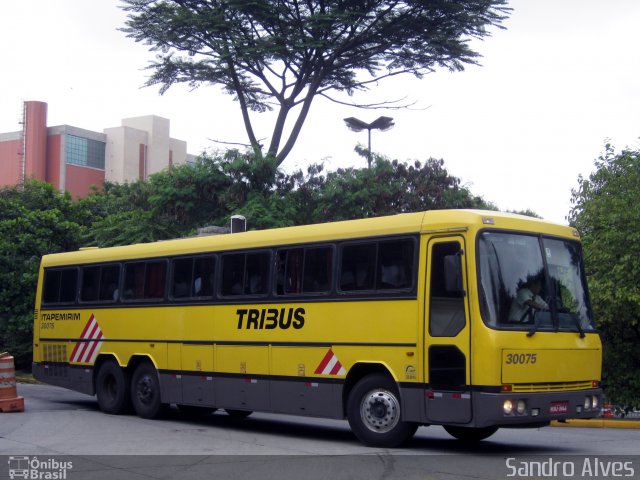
[443,425,498,442]
[130,362,167,419]
[347,373,418,447]
[95,360,131,415]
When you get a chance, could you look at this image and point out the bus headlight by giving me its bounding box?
[503,399,514,415]
[516,400,526,414]
[591,396,599,410]
[584,397,591,410]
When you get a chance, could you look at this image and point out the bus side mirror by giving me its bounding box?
[444,254,463,296]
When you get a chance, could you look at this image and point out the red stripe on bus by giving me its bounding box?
[314,349,334,374]
[70,314,95,361]
[329,360,343,375]
[74,319,99,362]
[82,331,103,363]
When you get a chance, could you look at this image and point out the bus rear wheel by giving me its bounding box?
[95,360,131,415]
[347,373,418,447]
[443,425,498,442]
[130,362,168,419]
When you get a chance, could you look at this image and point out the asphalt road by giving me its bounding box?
[1,384,639,479]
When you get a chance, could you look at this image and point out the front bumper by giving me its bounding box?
[471,388,603,428]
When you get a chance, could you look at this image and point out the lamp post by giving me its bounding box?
[343,116,395,168]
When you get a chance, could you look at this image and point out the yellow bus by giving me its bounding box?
[32,210,602,446]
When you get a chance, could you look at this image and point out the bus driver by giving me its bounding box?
[509,276,549,323]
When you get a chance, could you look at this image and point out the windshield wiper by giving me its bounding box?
[526,310,540,337]
[572,315,586,338]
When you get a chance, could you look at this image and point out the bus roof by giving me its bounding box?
[40,209,577,267]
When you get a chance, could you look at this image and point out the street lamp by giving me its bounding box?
[343,116,395,168]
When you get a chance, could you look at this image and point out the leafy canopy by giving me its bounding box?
[0,181,88,367]
[121,0,509,164]
[569,144,640,407]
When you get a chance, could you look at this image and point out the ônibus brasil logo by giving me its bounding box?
[8,456,73,479]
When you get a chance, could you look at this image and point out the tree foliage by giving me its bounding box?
[301,155,493,222]
[568,144,640,407]
[121,0,509,164]
[81,154,235,246]
[80,151,493,239]
[0,181,88,367]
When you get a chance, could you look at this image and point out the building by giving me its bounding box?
[0,101,195,198]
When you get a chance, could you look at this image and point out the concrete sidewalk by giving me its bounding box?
[551,419,640,429]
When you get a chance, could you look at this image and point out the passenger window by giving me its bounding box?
[59,269,78,303]
[171,256,215,299]
[80,264,121,302]
[171,258,192,298]
[339,238,414,292]
[221,254,245,296]
[80,266,100,302]
[277,246,333,295]
[221,252,270,296]
[377,239,414,290]
[246,252,270,295]
[303,247,333,293]
[145,262,166,299]
[123,260,167,300]
[340,243,376,291]
[277,248,303,294]
[43,268,78,304]
[100,265,120,301]
[193,257,215,297]
[43,270,62,304]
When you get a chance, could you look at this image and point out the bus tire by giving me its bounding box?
[347,373,418,447]
[130,362,167,419]
[443,425,498,442]
[225,409,253,418]
[95,360,131,415]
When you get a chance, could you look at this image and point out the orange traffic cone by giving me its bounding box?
[0,352,25,412]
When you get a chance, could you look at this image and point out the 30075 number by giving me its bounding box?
[505,353,537,365]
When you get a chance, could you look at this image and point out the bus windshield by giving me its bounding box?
[477,231,596,333]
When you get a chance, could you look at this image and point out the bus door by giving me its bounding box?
[424,237,472,424]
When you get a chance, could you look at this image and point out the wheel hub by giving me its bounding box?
[360,389,400,433]
[137,376,154,404]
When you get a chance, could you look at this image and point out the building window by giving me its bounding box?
[66,135,105,169]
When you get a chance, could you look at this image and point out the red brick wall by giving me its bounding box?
[0,138,22,187]
[24,101,48,181]
[65,164,105,198]
[46,134,62,189]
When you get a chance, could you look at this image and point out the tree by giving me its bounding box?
[306,156,493,222]
[121,0,510,165]
[0,181,87,368]
[80,154,238,246]
[568,144,640,407]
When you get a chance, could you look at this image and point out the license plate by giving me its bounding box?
[550,401,568,414]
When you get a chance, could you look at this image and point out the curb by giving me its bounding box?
[15,373,40,385]
[551,419,640,429]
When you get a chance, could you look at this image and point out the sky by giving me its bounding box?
[1,0,639,225]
